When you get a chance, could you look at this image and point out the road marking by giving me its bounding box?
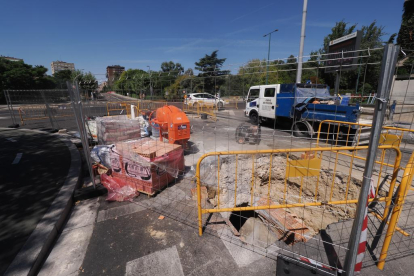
[6,138,17,142]
[125,245,184,276]
[12,153,23,164]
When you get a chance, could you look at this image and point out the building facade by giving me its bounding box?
[106,65,125,85]
[1,56,23,62]
[51,61,75,74]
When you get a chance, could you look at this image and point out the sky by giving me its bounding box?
[0,0,404,82]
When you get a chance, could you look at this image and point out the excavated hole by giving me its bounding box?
[228,203,257,231]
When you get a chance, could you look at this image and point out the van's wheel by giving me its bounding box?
[293,122,310,137]
[249,112,259,124]
[217,102,223,109]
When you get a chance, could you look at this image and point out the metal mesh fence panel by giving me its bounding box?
[4,44,414,275]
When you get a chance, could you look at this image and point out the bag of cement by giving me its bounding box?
[91,145,114,168]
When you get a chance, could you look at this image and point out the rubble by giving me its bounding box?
[201,154,361,234]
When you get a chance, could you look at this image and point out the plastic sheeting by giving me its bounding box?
[100,173,138,201]
[91,145,114,168]
[294,87,331,105]
[108,138,184,195]
[96,116,141,145]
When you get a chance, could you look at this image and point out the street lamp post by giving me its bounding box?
[264,29,278,85]
[73,69,85,98]
[147,66,152,100]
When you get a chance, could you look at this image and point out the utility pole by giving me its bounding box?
[296,0,308,84]
[264,29,278,85]
[343,44,399,276]
[147,66,152,100]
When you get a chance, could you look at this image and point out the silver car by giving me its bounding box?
[186,93,226,109]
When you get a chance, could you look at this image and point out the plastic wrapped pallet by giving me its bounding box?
[96,115,141,145]
[91,145,114,168]
[109,138,184,196]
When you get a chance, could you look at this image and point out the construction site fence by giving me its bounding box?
[195,145,414,272]
[182,100,217,121]
[315,119,414,170]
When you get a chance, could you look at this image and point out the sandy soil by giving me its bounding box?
[202,154,362,232]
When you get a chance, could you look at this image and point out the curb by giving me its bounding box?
[3,129,82,276]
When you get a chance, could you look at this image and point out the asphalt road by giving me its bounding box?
[0,128,71,275]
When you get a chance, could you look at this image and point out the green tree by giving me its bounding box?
[71,70,98,90]
[0,58,55,102]
[195,50,229,93]
[161,61,184,74]
[53,69,72,88]
[318,20,389,94]
[113,69,149,95]
[397,0,414,75]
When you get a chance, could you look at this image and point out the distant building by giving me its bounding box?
[1,56,23,62]
[106,65,125,85]
[51,61,75,74]
[97,81,107,92]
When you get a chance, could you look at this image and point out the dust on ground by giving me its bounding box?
[200,154,362,233]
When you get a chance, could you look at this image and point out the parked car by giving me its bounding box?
[185,93,227,109]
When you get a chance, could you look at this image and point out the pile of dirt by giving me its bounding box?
[202,154,362,233]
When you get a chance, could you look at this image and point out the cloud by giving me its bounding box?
[230,3,275,23]
[164,39,206,53]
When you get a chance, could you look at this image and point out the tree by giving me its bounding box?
[397,0,414,74]
[113,69,149,94]
[161,61,184,74]
[397,0,414,52]
[195,50,229,93]
[0,58,55,102]
[70,70,98,90]
[317,20,389,94]
[53,69,72,88]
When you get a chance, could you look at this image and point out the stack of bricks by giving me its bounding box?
[109,138,184,196]
[96,115,141,145]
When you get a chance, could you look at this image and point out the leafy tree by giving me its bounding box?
[71,70,98,90]
[397,0,414,74]
[184,68,194,76]
[318,20,389,94]
[113,69,149,93]
[53,69,72,88]
[0,58,55,102]
[161,61,184,74]
[195,50,229,93]
[397,0,414,52]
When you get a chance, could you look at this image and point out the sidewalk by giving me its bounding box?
[39,175,414,276]
[0,128,81,275]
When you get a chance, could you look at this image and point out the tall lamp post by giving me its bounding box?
[73,69,85,98]
[147,65,152,100]
[263,29,278,85]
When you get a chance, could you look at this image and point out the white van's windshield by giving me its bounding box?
[247,89,260,102]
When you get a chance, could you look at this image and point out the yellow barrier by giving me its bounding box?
[195,145,408,270]
[196,145,401,233]
[182,100,217,121]
[18,104,73,125]
[106,100,167,117]
[106,101,140,116]
[315,120,414,170]
[377,150,414,269]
